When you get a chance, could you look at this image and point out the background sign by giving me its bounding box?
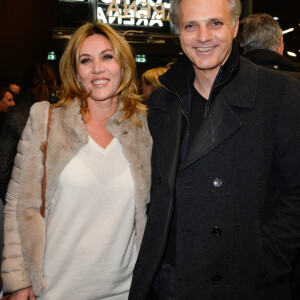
[97,0,172,32]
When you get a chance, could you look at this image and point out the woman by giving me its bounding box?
[22,62,59,103]
[0,88,15,113]
[2,22,152,299]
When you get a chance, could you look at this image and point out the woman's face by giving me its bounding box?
[77,34,123,104]
[0,91,15,112]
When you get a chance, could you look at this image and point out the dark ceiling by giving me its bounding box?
[51,0,300,68]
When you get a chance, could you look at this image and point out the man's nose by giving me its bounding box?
[196,25,212,42]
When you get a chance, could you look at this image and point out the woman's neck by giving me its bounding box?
[85,97,118,126]
[85,97,118,149]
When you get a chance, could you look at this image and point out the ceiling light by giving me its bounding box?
[287,51,297,57]
[273,17,279,20]
[282,28,294,34]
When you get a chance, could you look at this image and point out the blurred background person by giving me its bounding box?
[141,66,167,101]
[1,22,151,299]
[165,59,177,70]
[0,62,59,204]
[239,13,300,80]
[0,88,15,114]
[22,62,60,104]
[0,79,21,96]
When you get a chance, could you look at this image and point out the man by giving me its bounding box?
[129,0,300,299]
[0,79,21,95]
[239,13,300,80]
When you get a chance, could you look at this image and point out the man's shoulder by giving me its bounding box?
[281,70,300,83]
[147,86,177,109]
[240,56,300,86]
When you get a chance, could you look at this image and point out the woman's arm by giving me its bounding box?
[2,117,33,293]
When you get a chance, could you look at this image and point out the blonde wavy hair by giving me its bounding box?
[58,22,146,126]
[141,67,167,89]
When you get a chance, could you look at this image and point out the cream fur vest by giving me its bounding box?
[2,100,152,296]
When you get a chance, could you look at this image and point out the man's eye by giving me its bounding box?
[212,21,223,26]
[184,24,195,30]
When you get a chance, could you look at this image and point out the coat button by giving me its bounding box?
[211,275,221,284]
[212,226,222,237]
[213,178,222,188]
[156,176,162,185]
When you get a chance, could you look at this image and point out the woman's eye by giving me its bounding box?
[80,58,90,64]
[103,54,113,60]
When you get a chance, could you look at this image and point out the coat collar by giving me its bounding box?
[180,57,258,171]
[159,39,242,102]
[149,43,259,185]
[62,99,89,150]
[243,49,300,72]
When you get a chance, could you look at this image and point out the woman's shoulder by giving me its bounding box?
[30,101,50,116]
[28,101,54,134]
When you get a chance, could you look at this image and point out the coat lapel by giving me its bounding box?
[106,108,152,249]
[149,100,183,191]
[180,93,242,170]
[181,57,258,171]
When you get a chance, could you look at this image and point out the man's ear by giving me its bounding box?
[277,36,284,55]
[233,18,239,38]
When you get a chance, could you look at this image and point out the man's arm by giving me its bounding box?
[262,77,300,283]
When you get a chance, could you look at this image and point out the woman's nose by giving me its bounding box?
[92,59,103,74]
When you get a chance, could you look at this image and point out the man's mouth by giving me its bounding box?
[195,47,215,52]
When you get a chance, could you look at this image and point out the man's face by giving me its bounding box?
[179,0,239,79]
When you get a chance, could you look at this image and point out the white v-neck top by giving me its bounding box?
[40,136,136,300]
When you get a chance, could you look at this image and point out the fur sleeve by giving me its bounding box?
[2,117,34,293]
[2,102,49,295]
